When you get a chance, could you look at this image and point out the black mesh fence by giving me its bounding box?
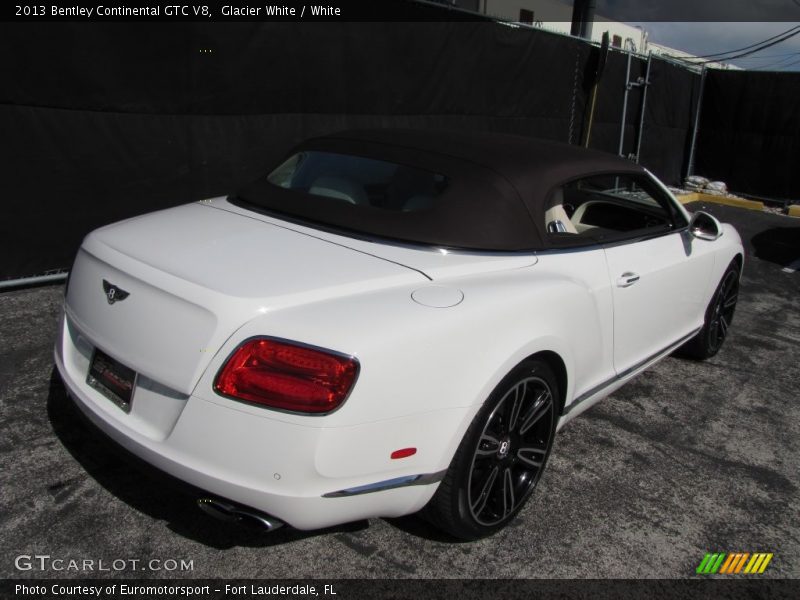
[0,19,757,280]
[695,69,800,202]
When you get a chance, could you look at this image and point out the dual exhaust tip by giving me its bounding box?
[197,498,284,532]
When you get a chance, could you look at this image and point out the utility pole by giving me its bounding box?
[570,0,596,40]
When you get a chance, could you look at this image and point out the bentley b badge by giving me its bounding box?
[102,280,130,305]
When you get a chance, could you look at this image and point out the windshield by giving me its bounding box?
[266,151,448,212]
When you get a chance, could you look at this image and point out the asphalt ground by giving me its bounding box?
[1,202,798,580]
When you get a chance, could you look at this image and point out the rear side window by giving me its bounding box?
[268,151,448,212]
[544,173,686,243]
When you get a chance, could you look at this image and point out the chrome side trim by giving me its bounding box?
[322,470,447,498]
[562,327,702,416]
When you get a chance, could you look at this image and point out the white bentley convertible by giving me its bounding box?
[55,129,743,539]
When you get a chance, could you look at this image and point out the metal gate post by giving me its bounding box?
[634,53,652,164]
[686,65,707,179]
[618,50,633,157]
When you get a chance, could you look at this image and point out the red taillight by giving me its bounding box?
[214,338,359,414]
[390,448,417,460]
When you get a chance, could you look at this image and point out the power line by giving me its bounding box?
[753,54,800,70]
[753,57,796,69]
[672,27,800,66]
[733,50,800,61]
[755,56,800,71]
[693,25,800,59]
[700,28,800,63]
[664,26,800,68]
[689,24,800,59]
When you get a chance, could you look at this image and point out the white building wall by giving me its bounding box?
[647,42,740,70]
[483,0,572,24]
[482,0,647,52]
[477,0,738,69]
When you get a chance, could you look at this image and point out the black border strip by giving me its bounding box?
[6,0,800,22]
[2,578,796,599]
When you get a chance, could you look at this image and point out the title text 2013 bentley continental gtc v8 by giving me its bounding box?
[55,129,743,540]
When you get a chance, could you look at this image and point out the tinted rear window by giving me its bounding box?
[267,151,448,212]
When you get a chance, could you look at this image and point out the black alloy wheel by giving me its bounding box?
[467,375,554,526]
[679,260,741,360]
[707,268,739,353]
[425,359,558,540]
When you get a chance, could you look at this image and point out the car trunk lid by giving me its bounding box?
[66,201,426,397]
[212,197,539,279]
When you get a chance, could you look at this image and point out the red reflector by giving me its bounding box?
[390,448,417,460]
[214,338,359,414]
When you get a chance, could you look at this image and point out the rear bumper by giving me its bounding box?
[54,312,456,530]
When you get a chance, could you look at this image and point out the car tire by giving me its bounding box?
[678,260,741,360]
[424,358,558,540]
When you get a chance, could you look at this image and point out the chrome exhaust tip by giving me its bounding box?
[197,498,285,532]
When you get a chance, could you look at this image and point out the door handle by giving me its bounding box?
[616,272,640,287]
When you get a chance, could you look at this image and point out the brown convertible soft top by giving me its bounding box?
[234,129,646,251]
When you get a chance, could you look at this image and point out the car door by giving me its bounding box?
[604,230,713,374]
[552,172,715,375]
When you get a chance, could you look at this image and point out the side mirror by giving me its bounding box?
[689,211,723,241]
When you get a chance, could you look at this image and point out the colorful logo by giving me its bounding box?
[696,552,773,574]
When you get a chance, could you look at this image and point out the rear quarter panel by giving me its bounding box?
[191,251,614,475]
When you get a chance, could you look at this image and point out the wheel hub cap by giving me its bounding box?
[498,438,511,458]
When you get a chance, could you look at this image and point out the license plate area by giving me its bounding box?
[87,349,137,412]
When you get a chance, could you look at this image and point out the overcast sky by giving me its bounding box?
[633,22,800,71]
[576,1,800,71]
